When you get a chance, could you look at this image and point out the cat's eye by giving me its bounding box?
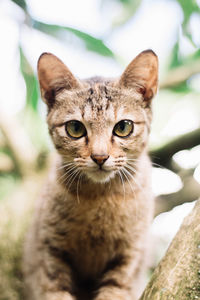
[113,120,133,138]
[65,120,87,139]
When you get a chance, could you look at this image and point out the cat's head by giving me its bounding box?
[38,50,158,183]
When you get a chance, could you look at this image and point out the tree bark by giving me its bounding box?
[140,199,200,300]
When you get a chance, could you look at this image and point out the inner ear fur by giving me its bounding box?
[118,50,158,102]
[37,52,81,107]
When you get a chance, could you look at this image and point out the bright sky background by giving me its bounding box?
[0,0,183,115]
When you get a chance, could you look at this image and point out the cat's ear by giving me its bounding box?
[37,53,81,107]
[118,50,158,102]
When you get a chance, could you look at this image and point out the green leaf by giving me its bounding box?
[19,46,39,112]
[176,0,200,26]
[168,81,191,93]
[9,0,27,12]
[191,48,200,60]
[169,41,182,69]
[32,20,115,58]
[175,0,200,45]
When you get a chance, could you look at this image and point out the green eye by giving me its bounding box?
[113,120,133,138]
[65,120,87,139]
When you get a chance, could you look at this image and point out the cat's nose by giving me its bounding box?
[91,154,109,166]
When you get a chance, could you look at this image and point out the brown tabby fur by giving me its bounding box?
[23,50,158,300]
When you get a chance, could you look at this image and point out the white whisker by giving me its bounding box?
[117,170,126,201]
[152,162,163,168]
[58,165,77,185]
[56,162,75,171]
[76,173,83,204]
[124,164,143,191]
[126,158,140,161]
[121,167,138,221]
[121,168,135,196]
[66,169,81,191]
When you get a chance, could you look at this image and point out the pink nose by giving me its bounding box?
[91,154,109,166]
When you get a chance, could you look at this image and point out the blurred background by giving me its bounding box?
[0,0,200,299]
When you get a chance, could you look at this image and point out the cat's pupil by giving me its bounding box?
[119,121,126,131]
[74,122,80,132]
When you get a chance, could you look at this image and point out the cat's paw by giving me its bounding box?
[45,291,76,300]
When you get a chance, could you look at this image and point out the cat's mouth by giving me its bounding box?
[85,168,116,183]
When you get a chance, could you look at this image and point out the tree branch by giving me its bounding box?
[0,153,14,173]
[0,113,37,176]
[150,128,200,170]
[160,59,200,89]
[140,199,200,300]
[154,174,200,216]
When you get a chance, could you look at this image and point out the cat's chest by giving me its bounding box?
[70,200,134,275]
[57,197,133,244]
[47,195,136,276]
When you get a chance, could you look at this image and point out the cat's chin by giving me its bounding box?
[85,170,116,183]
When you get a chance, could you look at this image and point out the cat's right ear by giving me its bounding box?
[37,53,81,107]
[117,50,158,103]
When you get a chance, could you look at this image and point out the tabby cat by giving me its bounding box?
[23,50,158,300]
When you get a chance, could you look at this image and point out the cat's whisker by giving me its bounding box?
[64,168,79,186]
[126,161,138,168]
[76,173,83,204]
[58,166,78,187]
[125,163,137,173]
[121,168,135,196]
[66,169,81,192]
[152,162,163,168]
[121,168,138,221]
[58,163,76,173]
[124,165,143,191]
[126,158,140,162]
[117,170,126,201]
[108,177,112,191]
[127,157,164,170]
[58,165,78,185]
[62,154,76,159]
[127,161,140,170]
[56,162,75,171]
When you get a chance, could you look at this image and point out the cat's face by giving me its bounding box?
[38,51,158,183]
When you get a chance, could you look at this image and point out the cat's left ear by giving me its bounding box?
[118,50,158,102]
[37,52,82,107]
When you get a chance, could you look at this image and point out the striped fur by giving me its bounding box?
[23,50,158,300]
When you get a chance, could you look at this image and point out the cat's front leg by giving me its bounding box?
[44,291,76,300]
[38,271,77,300]
[94,286,134,300]
[94,254,142,300]
[34,248,77,300]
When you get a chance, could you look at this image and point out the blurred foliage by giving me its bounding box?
[10,0,115,115]
[9,0,200,120]
[11,0,27,11]
[33,21,115,58]
[176,0,200,45]
[20,47,39,111]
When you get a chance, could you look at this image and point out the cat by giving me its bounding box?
[23,49,158,300]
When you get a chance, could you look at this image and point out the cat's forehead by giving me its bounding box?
[51,83,144,126]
